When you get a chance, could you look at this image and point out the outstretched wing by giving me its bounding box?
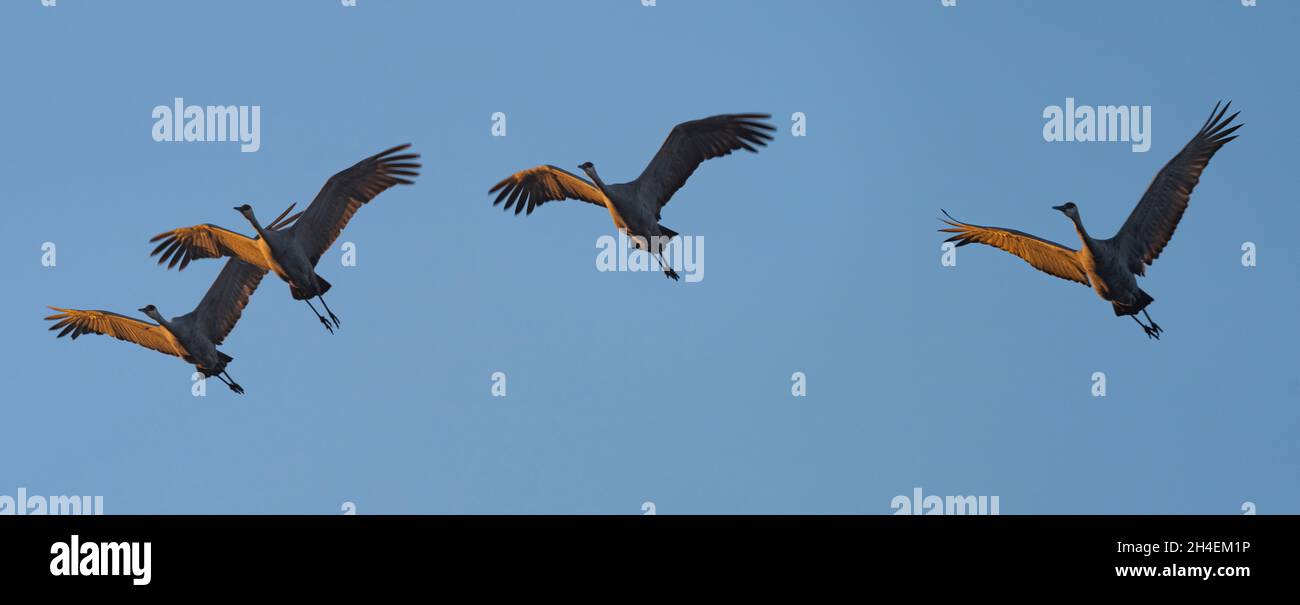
[45,307,184,358]
[631,113,775,217]
[149,224,269,271]
[290,144,421,266]
[940,210,1091,287]
[148,203,302,271]
[182,258,268,345]
[1113,101,1241,274]
[488,165,607,215]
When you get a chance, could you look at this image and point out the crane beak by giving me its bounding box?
[1052,204,1068,212]
[137,307,149,314]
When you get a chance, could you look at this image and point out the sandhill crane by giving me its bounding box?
[46,257,267,394]
[488,114,774,280]
[148,144,420,333]
[939,102,1241,339]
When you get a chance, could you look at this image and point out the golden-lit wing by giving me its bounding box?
[45,307,184,358]
[1115,101,1241,274]
[149,224,269,271]
[184,258,267,345]
[632,113,775,217]
[488,165,607,215]
[940,210,1091,287]
[290,144,421,266]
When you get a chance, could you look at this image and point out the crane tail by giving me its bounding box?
[1112,288,1154,316]
[289,276,331,300]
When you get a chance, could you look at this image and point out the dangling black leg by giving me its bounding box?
[318,295,341,327]
[305,299,334,334]
[212,372,243,394]
[219,370,244,394]
[1131,314,1160,340]
[1142,309,1162,336]
[656,252,680,281]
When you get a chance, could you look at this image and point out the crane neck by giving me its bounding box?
[244,214,270,240]
[586,170,609,193]
[145,309,173,331]
[1068,213,1094,247]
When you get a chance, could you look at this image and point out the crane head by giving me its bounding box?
[1052,202,1079,219]
[233,204,253,214]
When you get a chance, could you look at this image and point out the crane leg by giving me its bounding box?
[317,295,341,327]
[655,252,680,281]
[215,371,245,394]
[1131,314,1160,340]
[1142,310,1162,337]
[305,299,335,334]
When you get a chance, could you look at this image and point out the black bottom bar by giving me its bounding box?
[3,515,1285,590]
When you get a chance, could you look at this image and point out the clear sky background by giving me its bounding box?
[1,0,1295,514]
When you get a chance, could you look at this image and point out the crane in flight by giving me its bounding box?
[46,257,270,394]
[488,114,774,280]
[148,144,420,332]
[940,102,1241,339]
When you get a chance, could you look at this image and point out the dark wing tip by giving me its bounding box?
[488,175,516,194]
[149,236,175,258]
[1216,123,1243,142]
[275,211,305,231]
[1204,101,1235,131]
[377,143,412,157]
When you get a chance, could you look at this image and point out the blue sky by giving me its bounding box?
[1,0,1295,514]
